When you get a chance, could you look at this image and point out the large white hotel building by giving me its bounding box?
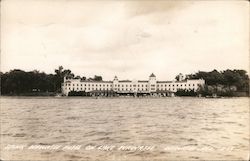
[62,73,205,96]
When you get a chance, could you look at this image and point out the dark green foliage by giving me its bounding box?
[181,69,249,97]
[188,69,249,94]
[68,91,87,96]
[197,85,237,97]
[1,69,55,95]
[87,75,103,81]
[93,75,102,81]
[0,66,105,96]
[54,66,74,92]
[175,89,197,96]
[1,66,75,95]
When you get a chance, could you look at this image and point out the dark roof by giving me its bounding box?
[138,80,148,83]
[119,80,132,83]
[80,80,112,83]
[149,73,156,77]
[157,81,172,83]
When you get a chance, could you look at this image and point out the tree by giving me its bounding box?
[93,75,102,81]
[187,69,249,96]
[54,66,75,92]
[75,75,81,79]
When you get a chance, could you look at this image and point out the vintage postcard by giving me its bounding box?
[0,0,249,160]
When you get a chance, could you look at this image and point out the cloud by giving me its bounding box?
[1,0,249,80]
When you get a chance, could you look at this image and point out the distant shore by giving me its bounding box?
[1,92,249,98]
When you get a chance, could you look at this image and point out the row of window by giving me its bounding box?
[157,84,196,87]
[67,87,197,91]
[65,83,112,87]
[65,83,198,87]
[68,87,111,91]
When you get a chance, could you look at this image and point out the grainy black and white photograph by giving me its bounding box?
[0,0,249,160]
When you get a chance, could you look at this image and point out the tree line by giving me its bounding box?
[0,66,102,95]
[181,69,249,96]
[0,67,249,96]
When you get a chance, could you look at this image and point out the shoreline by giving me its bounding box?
[1,95,248,98]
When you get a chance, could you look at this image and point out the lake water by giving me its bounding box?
[0,97,249,160]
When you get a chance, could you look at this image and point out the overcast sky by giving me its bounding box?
[1,0,249,80]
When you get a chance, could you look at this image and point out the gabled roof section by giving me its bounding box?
[149,73,156,77]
